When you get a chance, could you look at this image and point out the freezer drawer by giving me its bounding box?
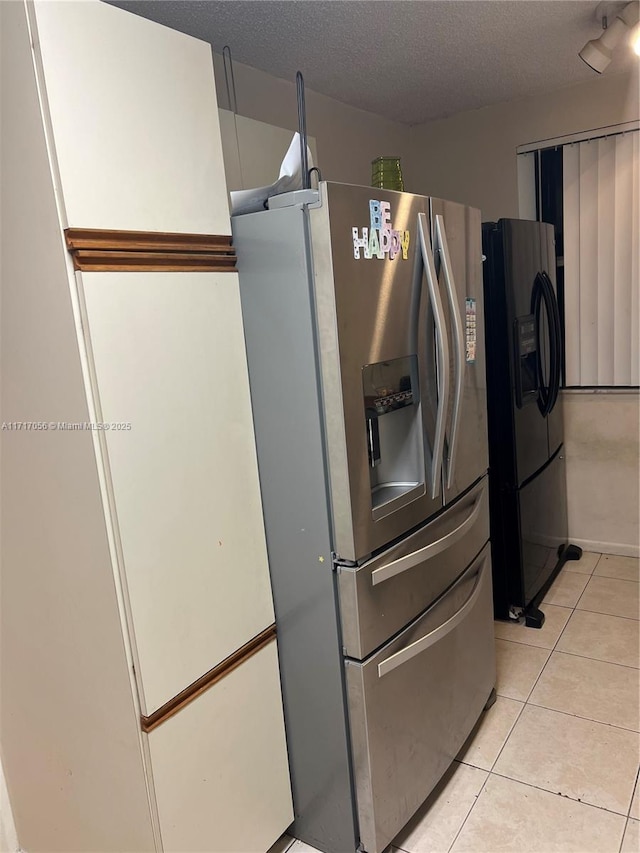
[345,544,495,853]
[338,476,489,659]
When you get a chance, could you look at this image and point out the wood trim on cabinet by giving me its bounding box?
[64,228,237,272]
[140,624,277,733]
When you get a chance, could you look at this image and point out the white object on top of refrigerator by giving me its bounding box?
[232,182,496,853]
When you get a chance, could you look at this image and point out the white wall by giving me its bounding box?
[562,391,639,557]
[212,53,413,188]
[409,69,639,220]
[212,55,638,222]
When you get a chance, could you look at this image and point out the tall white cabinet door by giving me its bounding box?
[147,640,293,852]
[80,271,274,714]
[31,0,230,234]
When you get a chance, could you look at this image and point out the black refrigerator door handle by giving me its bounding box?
[541,275,559,416]
[541,271,562,413]
[532,274,552,416]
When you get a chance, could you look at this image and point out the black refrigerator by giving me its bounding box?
[482,219,580,627]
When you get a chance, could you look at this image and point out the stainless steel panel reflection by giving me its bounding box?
[430,199,489,503]
[345,545,495,853]
[338,476,489,660]
[309,183,442,561]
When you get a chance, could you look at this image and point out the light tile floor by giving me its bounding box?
[270,551,640,853]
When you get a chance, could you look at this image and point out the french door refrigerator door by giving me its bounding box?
[539,224,564,457]
[309,183,445,562]
[345,544,495,853]
[501,219,551,484]
[429,199,488,505]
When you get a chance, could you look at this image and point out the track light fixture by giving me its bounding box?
[579,1,640,73]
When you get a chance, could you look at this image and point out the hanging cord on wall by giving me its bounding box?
[296,71,311,190]
[222,45,245,190]
[222,45,238,114]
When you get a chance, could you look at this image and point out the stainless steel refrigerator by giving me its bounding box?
[232,182,496,853]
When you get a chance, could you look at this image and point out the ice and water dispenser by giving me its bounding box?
[362,354,425,520]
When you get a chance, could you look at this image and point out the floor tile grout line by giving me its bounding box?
[487,768,635,818]
[574,573,595,611]
[495,697,640,740]
[492,635,563,651]
[552,600,578,652]
[564,567,596,576]
[485,695,528,773]
[491,651,551,705]
[525,698,640,734]
[619,816,629,853]
[592,572,640,584]
[574,604,640,623]
[445,767,492,853]
[550,647,640,671]
[520,643,554,704]
[629,767,640,818]
[544,645,640,670]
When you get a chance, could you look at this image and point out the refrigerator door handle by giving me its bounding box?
[417,212,449,500]
[370,489,484,586]
[533,274,552,416]
[377,552,488,678]
[542,271,562,412]
[434,215,465,490]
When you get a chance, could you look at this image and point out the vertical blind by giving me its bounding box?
[563,132,639,386]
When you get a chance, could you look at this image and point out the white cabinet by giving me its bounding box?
[149,640,293,853]
[32,0,230,234]
[81,270,274,714]
[0,2,293,851]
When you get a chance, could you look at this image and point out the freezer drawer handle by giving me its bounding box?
[370,489,483,586]
[434,215,465,490]
[417,212,449,499]
[377,554,487,678]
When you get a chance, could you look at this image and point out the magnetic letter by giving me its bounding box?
[352,226,368,260]
[368,228,384,259]
[369,200,382,230]
[389,230,401,260]
[380,201,391,231]
[401,230,411,260]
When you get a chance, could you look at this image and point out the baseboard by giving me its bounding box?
[568,537,640,558]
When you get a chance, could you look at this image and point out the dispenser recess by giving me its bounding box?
[362,355,425,520]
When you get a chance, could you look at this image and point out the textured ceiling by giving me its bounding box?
[109,1,638,125]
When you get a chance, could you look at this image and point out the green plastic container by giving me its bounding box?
[371,156,404,191]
